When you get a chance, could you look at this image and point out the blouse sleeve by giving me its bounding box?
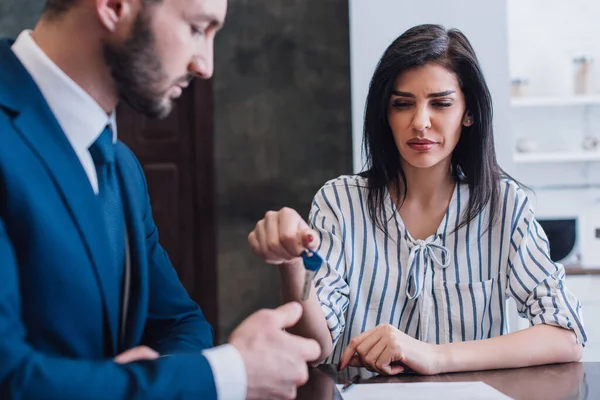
[507,194,587,345]
[308,185,350,347]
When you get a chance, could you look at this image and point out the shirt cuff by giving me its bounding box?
[202,344,247,400]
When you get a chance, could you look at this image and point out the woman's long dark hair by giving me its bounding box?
[361,24,509,234]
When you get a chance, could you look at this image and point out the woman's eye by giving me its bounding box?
[433,102,452,108]
[392,102,412,108]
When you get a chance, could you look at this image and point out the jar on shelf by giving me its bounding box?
[582,135,599,151]
[573,56,594,95]
[510,78,529,97]
[516,137,538,153]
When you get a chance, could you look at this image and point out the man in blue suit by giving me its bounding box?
[0,0,320,398]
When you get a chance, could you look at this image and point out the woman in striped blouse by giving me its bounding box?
[249,24,586,376]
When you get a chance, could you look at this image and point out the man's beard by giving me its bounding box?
[102,9,173,119]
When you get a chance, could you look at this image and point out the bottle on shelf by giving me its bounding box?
[573,55,594,95]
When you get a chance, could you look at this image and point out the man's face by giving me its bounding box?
[103,0,226,118]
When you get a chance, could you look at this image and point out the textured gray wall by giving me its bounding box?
[0,0,43,37]
[214,0,352,343]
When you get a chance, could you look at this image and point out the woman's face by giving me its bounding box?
[387,62,472,171]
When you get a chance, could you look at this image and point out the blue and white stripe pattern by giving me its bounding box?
[309,175,587,364]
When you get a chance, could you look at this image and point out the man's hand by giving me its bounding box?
[230,302,321,400]
[114,346,159,364]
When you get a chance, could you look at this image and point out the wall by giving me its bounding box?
[508,0,600,98]
[348,0,514,176]
[507,0,600,190]
[213,0,352,342]
[0,0,43,37]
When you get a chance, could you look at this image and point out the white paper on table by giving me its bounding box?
[336,381,514,400]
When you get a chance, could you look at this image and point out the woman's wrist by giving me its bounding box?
[435,343,454,374]
[279,258,306,289]
[279,258,304,273]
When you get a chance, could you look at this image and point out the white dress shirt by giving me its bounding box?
[310,175,586,363]
[11,30,246,400]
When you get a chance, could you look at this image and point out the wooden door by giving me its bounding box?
[116,80,218,337]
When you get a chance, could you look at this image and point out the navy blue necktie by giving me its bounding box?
[89,126,126,283]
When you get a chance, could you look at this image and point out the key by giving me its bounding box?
[301,250,323,301]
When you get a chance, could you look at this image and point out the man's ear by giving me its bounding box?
[463,111,474,127]
[95,0,139,32]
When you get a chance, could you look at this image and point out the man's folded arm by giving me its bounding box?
[0,219,218,400]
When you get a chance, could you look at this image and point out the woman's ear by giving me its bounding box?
[463,111,474,127]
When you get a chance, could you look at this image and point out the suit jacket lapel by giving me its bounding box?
[1,39,120,354]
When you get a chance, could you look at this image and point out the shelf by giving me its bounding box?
[514,151,600,164]
[511,95,600,107]
[565,267,600,276]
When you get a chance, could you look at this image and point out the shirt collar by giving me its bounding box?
[11,30,117,151]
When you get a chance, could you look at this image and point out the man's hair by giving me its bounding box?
[44,0,162,17]
[44,0,77,15]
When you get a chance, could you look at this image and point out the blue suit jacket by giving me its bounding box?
[0,39,218,399]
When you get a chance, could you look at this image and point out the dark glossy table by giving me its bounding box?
[296,362,599,400]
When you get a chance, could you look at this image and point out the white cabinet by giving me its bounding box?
[565,274,600,361]
[507,0,600,187]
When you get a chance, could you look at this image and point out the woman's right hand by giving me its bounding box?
[248,207,320,265]
[250,208,334,362]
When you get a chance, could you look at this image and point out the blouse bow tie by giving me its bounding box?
[405,234,451,300]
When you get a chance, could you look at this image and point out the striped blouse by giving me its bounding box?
[308,175,587,364]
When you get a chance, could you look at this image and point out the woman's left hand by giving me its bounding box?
[338,324,444,375]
